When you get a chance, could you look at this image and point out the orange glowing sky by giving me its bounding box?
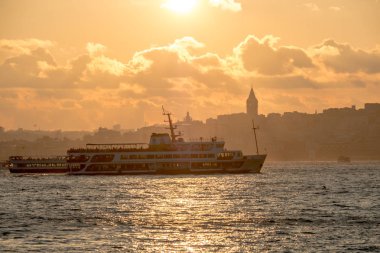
[0,0,379,130]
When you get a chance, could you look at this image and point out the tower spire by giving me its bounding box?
[246,87,258,117]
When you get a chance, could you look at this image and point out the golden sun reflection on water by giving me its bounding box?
[109,175,269,251]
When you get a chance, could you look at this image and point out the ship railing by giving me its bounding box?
[187,137,224,142]
[68,143,149,153]
[9,156,67,161]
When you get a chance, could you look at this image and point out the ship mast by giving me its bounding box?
[162,106,179,142]
[252,118,260,155]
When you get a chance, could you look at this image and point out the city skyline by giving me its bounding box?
[1,0,379,130]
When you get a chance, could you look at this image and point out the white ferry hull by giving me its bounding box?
[8,156,68,174]
[67,154,266,175]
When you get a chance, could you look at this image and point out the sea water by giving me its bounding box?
[0,161,379,252]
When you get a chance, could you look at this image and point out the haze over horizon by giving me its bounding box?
[1,0,379,131]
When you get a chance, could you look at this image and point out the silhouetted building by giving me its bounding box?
[364,103,380,112]
[246,88,258,118]
[183,112,192,123]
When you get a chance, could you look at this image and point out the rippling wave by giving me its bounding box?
[0,161,379,252]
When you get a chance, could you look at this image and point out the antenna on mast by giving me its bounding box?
[162,106,180,142]
[252,117,260,155]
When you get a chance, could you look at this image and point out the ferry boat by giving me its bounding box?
[8,156,68,173]
[67,108,267,175]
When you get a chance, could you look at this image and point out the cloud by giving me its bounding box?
[252,75,319,89]
[127,37,243,97]
[191,53,223,69]
[0,39,54,55]
[329,6,341,11]
[127,36,204,75]
[304,2,320,12]
[0,40,129,90]
[314,40,380,73]
[170,36,204,52]
[87,56,126,76]
[267,94,305,108]
[0,36,379,130]
[86,42,107,56]
[209,0,242,12]
[235,35,314,75]
[0,47,57,88]
[119,82,146,95]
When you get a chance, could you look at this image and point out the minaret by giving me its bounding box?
[246,88,258,117]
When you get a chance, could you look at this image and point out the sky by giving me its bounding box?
[0,0,379,130]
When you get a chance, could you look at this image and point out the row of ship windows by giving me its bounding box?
[78,162,226,171]
[88,164,149,171]
[22,163,67,168]
[120,154,216,160]
[173,143,224,150]
[68,161,245,171]
[161,162,219,168]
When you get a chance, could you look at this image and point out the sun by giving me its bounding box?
[162,0,198,14]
